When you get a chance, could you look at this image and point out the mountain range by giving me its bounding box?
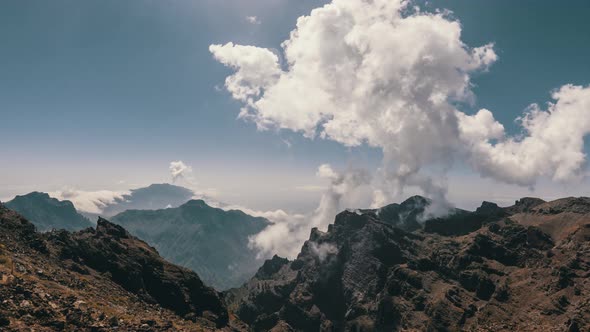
[111,200,269,290]
[1,194,589,330]
[226,197,590,331]
[3,185,270,290]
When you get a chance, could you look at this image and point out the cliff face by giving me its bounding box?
[227,197,590,331]
[0,204,243,331]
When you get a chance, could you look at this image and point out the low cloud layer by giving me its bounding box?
[211,0,590,257]
[50,189,129,214]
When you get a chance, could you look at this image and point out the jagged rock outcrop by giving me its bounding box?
[4,192,93,232]
[226,196,590,331]
[423,201,507,236]
[0,203,243,331]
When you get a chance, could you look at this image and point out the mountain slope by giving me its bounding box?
[0,203,245,331]
[226,197,590,331]
[111,200,269,290]
[4,192,93,232]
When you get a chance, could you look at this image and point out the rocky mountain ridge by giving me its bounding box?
[226,196,590,331]
[0,203,245,331]
[1,195,589,331]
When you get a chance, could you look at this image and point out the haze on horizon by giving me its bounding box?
[2,0,590,224]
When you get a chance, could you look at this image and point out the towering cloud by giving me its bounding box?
[211,0,590,257]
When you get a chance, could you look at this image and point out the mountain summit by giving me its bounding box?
[111,199,270,290]
[4,192,93,232]
[89,183,195,218]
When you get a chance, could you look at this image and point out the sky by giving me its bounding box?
[1,0,590,218]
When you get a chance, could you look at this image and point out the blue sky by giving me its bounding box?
[1,0,590,212]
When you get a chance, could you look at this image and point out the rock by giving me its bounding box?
[0,315,9,327]
[225,196,590,331]
[0,204,237,330]
[48,218,229,326]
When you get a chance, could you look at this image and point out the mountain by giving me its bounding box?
[365,195,469,232]
[4,192,93,232]
[226,196,590,331]
[0,203,245,331]
[111,200,270,290]
[82,183,195,219]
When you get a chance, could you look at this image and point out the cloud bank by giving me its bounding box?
[211,0,590,257]
[50,189,129,214]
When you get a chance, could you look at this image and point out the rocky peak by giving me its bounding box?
[333,210,377,230]
[254,255,290,280]
[95,217,130,238]
[4,192,92,232]
[505,197,546,214]
[181,199,210,209]
[400,195,431,209]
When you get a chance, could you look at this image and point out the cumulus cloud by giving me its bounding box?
[211,0,590,257]
[210,0,496,198]
[169,161,192,182]
[459,84,590,186]
[50,189,129,214]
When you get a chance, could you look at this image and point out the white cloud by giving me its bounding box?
[209,43,281,106]
[50,189,130,214]
[246,16,260,25]
[211,0,590,194]
[210,0,497,199]
[211,0,590,258]
[309,242,338,262]
[169,161,193,182]
[459,84,590,186]
[247,164,371,259]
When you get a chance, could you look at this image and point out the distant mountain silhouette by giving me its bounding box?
[111,199,270,290]
[4,192,92,232]
[82,183,195,219]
